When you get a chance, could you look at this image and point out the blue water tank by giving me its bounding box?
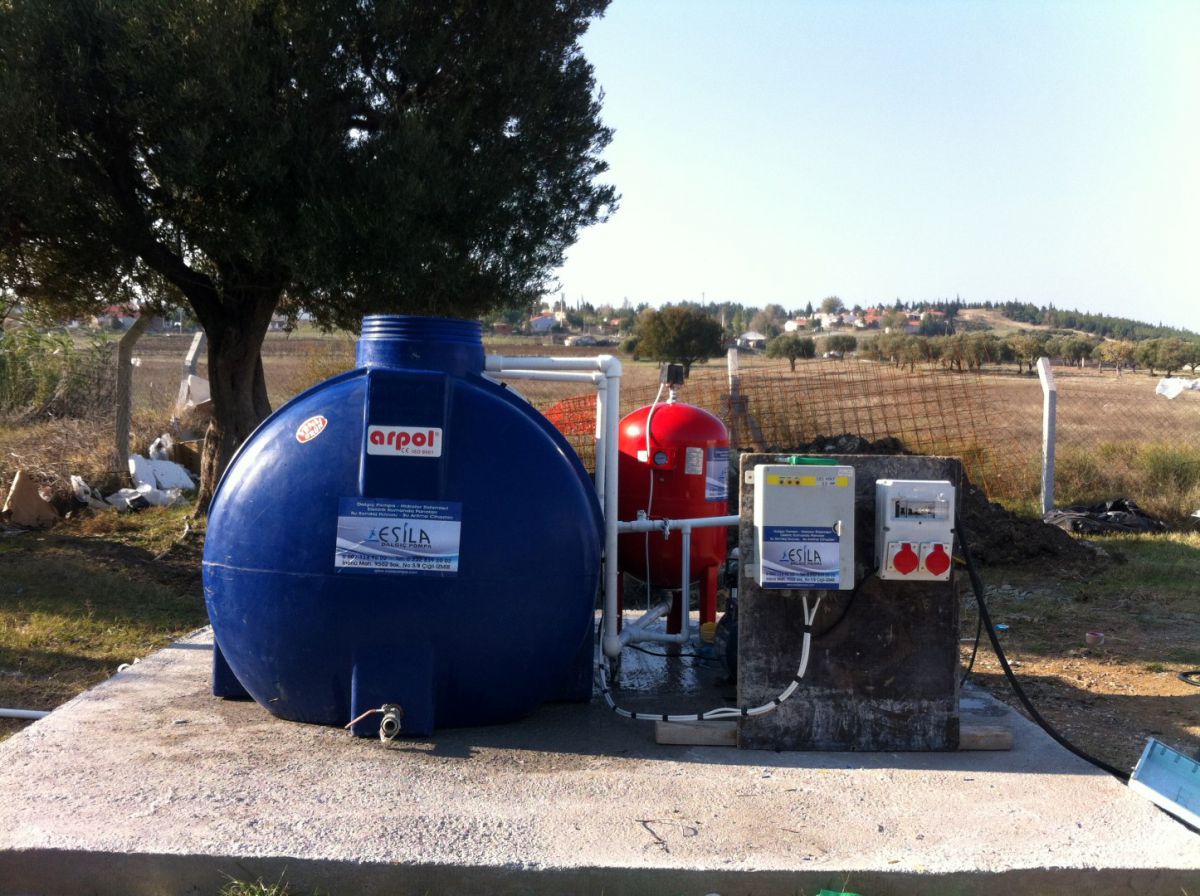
[202,316,602,736]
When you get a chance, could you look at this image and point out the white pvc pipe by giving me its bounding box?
[617,516,742,648]
[0,708,49,720]
[602,360,624,658]
[616,514,740,534]
[486,354,619,373]
[620,599,673,645]
[487,356,616,510]
[495,370,605,384]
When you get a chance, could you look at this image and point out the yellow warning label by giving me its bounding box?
[767,473,849,487]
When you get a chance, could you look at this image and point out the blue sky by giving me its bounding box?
[554,0,1199,331]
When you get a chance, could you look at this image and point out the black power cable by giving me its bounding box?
[959,524,1131,782]
[960,608,983,686]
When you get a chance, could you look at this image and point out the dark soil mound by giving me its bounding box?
[958,482,1096,568]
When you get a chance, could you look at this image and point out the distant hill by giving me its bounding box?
[960,301,1196,341]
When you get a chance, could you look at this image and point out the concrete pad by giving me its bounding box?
[0,628,1196,896]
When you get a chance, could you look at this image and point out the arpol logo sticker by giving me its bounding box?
[367,426,443,457]
[296,415,328,444]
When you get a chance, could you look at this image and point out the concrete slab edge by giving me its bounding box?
[0,849,1194,896]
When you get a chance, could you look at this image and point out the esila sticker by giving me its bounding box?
[296,415,328,444]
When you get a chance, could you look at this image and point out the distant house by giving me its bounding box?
[783,318,811,332]
[854,312,882,330]
[528,313,557,334]
[491,322,513,335]
[812,312,844,329]
[737,330,767,350]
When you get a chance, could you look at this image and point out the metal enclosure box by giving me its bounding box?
[875,479,956,581]
[752,463,855,590]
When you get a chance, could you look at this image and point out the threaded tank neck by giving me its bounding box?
[356,315,485,376]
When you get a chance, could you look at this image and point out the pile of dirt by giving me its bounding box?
[958,482,1097,568]
[765,433,907,455]
[753,432,1098,569]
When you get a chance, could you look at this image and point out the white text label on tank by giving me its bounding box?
[366,426,443,457]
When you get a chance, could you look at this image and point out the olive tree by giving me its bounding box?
[766,333,815,371]
[633,306,724,376]
[0,0,617,508]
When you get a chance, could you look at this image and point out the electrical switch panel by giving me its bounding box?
[875,479,956,581]
[753,463,855,590]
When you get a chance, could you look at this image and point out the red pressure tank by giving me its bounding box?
[617,400,730,629]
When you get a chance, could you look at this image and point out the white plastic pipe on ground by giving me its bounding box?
[0,709,49,720]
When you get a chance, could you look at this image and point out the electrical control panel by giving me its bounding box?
[752,463,855,590]
[875,479,955,581]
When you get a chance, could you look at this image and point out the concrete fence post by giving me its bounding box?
[114,313,158,471]
[1037,356,1057,515]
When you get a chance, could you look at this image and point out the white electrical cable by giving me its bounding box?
[598,596,822,722]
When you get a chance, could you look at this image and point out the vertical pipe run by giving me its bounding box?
[679,525,692,641]
[602,358,623,658]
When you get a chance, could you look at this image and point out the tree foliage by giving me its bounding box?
[0,0,616,506]
[825,334,857,355]
[765,333,815,371]
[633,306,723,375]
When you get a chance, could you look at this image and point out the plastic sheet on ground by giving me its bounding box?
[70,475,109,511]
[1155,377,1200,400]
[1044,498,1167,535]
[128,454,195,491]
[105,484,187,512]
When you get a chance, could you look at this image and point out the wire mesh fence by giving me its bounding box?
[498,349,1200,522]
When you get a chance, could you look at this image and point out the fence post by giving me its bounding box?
[1037,356,1057,515]
[175,330,207,414]
[114,313,158,471]
[726,347,740,445]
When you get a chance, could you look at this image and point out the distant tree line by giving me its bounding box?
[987,301,1195,341]
[491,297,1199,377]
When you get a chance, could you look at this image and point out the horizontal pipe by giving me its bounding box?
[616,515,739,535]
[629,626,691,645]
[0,708,49,720]
[492,370,605,384]
[486,354,621,375]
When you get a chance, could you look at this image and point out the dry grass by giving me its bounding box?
[4,333,1198,521]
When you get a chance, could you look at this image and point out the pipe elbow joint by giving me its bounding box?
[602,632,624,659]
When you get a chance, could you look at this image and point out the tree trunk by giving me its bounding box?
[194,292,278,513]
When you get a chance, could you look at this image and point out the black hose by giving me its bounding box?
[959,524,1131,782]
[960,609,983,686]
